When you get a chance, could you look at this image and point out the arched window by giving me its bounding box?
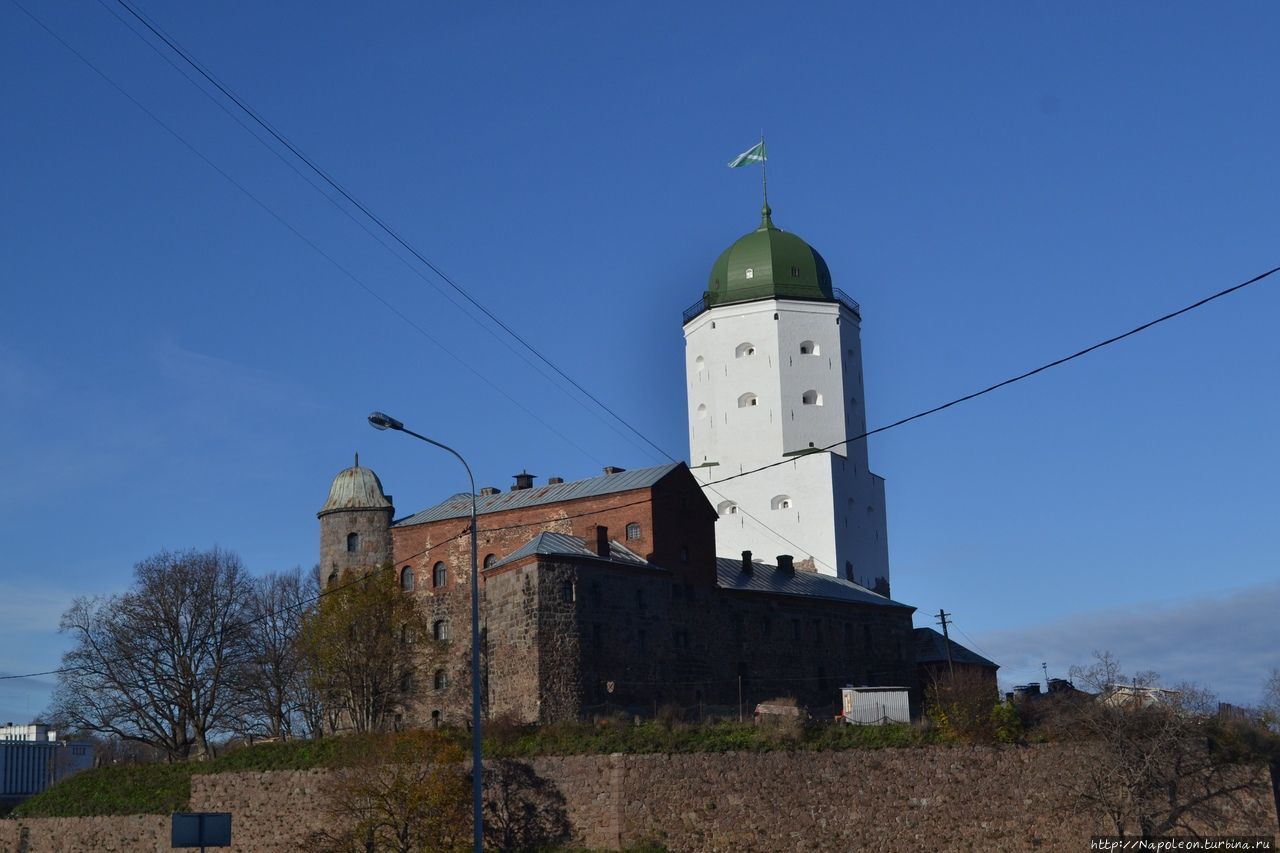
[346,532,359,552]
[737,392,758,408]
[694,355,705,372]
[734,342,756,358]
[399,566,414,591]
[400,672,414,694]
[327,570,338,587]
[799,340,819,356]
[626,522,641,541]
[434,669,448,691]
[801,390,823,406]
[433,620,448,641]
[433,562,447,588]
[716,499,738,516]
[483,553,497,569]
[400,624,413,645]
[770,495,793,510]
[696,403,708,419]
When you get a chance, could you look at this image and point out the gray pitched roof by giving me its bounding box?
[913,627,998,669]
[490,532,655,570]
[393,463,683,527]
[715,557,913,610]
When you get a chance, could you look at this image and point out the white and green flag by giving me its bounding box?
[728,141,767,168]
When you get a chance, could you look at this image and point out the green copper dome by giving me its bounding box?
[706,204,833,308]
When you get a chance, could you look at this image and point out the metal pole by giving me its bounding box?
[936,609,955,681]
[369,414,483,853]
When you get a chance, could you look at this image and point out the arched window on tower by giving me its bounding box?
[695,355,705,372]
[483,553,497,569]
[799,340,819,356]
[433,562,447,588]
[346,532,359,552]
[734,342,756,358]
[696,403,708,419]
[802,390,823,406]
[327,570,338,587]
[737,392,759,408]
[770,495,793,510]
[400,566,414,591]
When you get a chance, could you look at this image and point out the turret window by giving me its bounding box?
[770,495,793,510]
[695,355,705,372]
[799,341,819,356]
[716,500,739,516]
[734,342,756,358]
[346,532,359,552]
[400,566,414,591]
[802,390,823,406]
[483,553,497,569]
[745,268,754,279]
[737,392,759,408]
[696,403,708,419]
[433,562,448,588]
[791,265,801,278]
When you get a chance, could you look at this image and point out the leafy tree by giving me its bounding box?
[298,566,434,734]
[50,547,253,761]
[309,730,470,853]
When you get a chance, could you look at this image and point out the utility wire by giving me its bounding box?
[112,0,672,464]
[5,0,603,468]
[705,263,1280,487]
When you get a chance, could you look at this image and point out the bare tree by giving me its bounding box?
[1060,651,1265,838]
[297,567,434,734]
[50,547,253,761]
[234,566,314,741]
[1261,668,1280,733]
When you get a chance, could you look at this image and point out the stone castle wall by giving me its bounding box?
[4,745,1275,852]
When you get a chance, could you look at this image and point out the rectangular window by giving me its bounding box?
[562,581,575,603]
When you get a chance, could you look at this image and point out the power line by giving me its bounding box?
[5,0,606,468]
[111,0,672,465]
[704,263,1280,488]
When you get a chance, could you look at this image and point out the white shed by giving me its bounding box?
[841,687,910,725]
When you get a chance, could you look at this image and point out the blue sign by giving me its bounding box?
[171,812,232,848]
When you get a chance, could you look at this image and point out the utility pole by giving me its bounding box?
[936,609,955,681]
[1042,661,1050,692]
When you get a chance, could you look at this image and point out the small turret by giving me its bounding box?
[318,454,394,589]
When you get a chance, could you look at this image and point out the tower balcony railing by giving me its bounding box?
[681,288,861,325]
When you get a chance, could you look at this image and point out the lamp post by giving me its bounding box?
[368,411,483,853]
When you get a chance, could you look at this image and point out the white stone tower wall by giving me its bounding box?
[685,297,890,591]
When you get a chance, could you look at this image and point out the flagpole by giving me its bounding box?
[760,131,768,210]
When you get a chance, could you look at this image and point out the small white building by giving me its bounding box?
[0,722,94,805]
[841,687,911,725]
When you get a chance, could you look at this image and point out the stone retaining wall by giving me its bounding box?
[3,746,1276,852]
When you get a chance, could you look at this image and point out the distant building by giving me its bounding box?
[0,723,93,807]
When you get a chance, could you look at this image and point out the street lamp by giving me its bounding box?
[368,410,483,853]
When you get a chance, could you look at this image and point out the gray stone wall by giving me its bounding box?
[318,506,393,589]
[5,746,1275,852]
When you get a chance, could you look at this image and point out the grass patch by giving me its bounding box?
[12,763,191,818]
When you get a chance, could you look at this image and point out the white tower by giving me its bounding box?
[684,204,892,595]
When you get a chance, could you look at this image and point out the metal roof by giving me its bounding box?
[319,462,392,515]
[393,463,682,527]
[715,557,913,610]
[913,627,998,669]
[490,532,655,570]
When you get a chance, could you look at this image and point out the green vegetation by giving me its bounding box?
[11,763,192,818]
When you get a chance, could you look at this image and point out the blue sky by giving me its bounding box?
[2,0,1277,721]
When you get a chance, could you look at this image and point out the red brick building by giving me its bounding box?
[319,460,920,725]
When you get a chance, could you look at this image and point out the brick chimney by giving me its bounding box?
[547,476,564,485]
[595,525,609,558]
[602,466,626,475]
[512,471,536,490]
[776,554,794,574]
[741,550,753,574]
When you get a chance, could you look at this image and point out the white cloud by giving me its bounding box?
[972,579,1280,706]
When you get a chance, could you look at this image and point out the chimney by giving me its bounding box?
[741,550,753,574]
[602,466,626,475]
[547,476,564,485]
[478,487,501,496]
[776,554,794,574]
[512,471,536,490]
[595,525,610,558]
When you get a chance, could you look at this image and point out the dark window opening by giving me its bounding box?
[483,553,497,569]
[433,620,449,641]
[346,532,359,552]
[434,669,447,691]
[400,566,414,591]
[562,581,575,603]
[433,562,447,588]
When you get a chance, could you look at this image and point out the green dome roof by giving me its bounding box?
[706,204,833,308]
